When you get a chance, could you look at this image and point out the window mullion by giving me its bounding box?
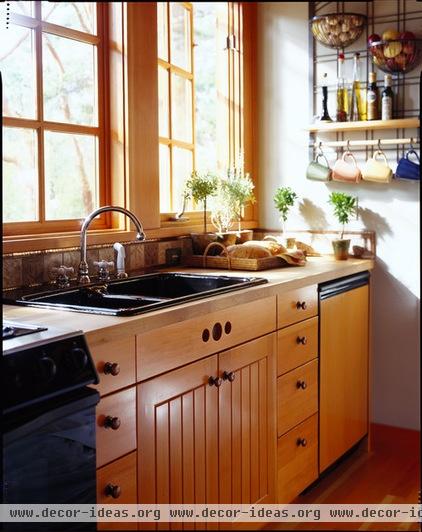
[35,1,45,224]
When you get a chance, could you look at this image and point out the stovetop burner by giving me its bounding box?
[2,322,48,340]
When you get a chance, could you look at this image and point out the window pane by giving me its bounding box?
[10,2,35,16]
[171,73,192,143]
[42,2,96,35]
[170,3,191,71]
[159,144,171,212]
[42,33,97,126]
[157,2,168,61]
[0,25,36,119]
[172,147,193,212]
[3,127,38,222]
[44,131,98,220]
[194,3,218,172]
[158,67,169,138]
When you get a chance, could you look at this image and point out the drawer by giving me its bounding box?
[137,296,276,381]
[277,317,318,376]
[277,413,318,503]
[277,285,318,329]
[96,387,136,468]
[89,336,136,396]
[97,452,137,530]
[277,359,318,436]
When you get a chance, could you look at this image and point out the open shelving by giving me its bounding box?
[307,118,420,133]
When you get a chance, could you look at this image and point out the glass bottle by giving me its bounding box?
[381,74,394,120]
[366,71,379,121]
[349,52,366,121]
[320,73,332,122]
[336,52,348,122]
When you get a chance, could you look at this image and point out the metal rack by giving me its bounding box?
[309,1,421,163]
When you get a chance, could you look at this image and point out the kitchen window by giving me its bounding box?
[158,2,250,216]
[1,1,109,236]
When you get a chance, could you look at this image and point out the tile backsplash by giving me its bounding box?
[2,237,193,290]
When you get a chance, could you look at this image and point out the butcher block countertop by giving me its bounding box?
[3,256,374,343]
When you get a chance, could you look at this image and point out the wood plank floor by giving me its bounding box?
[265,423,420,531]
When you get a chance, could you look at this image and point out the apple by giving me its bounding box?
[386,58,398,71]
[382,29,401,41]
[368,33,381,45]
[394,52,407,69]
[400,31,415,40]
[403,40,416,55]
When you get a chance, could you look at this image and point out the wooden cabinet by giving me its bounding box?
[319,284,369,472]
[277,414,318,504]
[96,452,137,530]
[138,334,276,506]
[277,359,318,437]
[275,284,319,503]
[96,387,137,468]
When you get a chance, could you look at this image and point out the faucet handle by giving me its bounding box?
[51,265,74,288]
[93,260,114,282]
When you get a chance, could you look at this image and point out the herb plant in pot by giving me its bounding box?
[328,191,357,260]
[213,156,256,243]
[273,187,298,247]
[184,171,219,254]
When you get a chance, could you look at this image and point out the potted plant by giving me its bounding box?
[212,154,256,243]
[328,191,357,260]
[184,171,219,254]
[273,187,298,246]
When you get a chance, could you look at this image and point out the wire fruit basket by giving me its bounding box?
[310,13,366,49]
[368,39,421,73]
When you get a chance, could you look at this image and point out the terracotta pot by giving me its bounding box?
[236,229,253,244]
[332,239,351,260]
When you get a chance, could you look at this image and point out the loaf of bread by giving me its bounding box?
[243,240,287,255]
[225,244,272,259]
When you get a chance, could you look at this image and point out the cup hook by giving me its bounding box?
[377,139,382,154]
[318,141,323,155]
[346,139,351,153]
[409,137,415,151]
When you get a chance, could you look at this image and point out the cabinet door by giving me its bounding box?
[320,285,369,472]
[138,354,219,508]
[218,334,276,505]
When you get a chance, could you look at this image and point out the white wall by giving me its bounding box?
[257,1,420,430]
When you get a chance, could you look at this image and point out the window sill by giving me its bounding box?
[2,221,259,254]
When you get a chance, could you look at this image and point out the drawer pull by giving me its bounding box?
[208,376,222,387]
[296,437,307,447]
[212,322,222,341]
[296,336,307,345]
[202,328,210,342]
[104,483,122,499]
[103,362,121,376]
[222,371,236,382]
[104,416,121,430]
[296,301,307,310]
[296,380,307,390]
[224,321,232,335]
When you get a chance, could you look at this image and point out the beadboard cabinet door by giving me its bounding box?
[218,334,276,506]
[319,284,369,472]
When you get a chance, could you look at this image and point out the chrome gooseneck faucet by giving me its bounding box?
[78,206,146,284]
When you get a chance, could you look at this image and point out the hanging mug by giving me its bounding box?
[395,149,420,181]
[332,151,362,183]
[306,149,332,182]
[362,149,393,183]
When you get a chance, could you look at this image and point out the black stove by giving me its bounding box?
[2,320,100,530]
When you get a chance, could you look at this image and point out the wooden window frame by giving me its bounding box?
[3,2,110,237]
[3,2,258,254]
[158,2,195,215]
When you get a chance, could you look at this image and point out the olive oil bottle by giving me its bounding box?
[336,52,348,122]
[349,52,366,121]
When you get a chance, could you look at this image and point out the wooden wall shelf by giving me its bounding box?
[307,118,419,133]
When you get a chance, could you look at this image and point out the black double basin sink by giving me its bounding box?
[11,272,267,316]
